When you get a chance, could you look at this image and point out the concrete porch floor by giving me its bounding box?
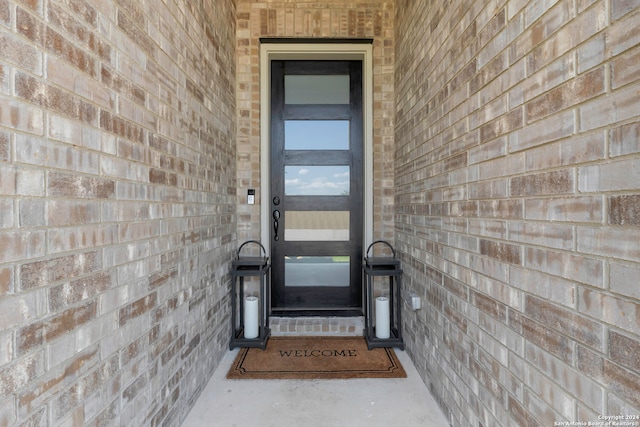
[181,318,450,427]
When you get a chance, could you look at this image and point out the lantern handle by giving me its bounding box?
[365,240,396,258]
[237,240,267,259]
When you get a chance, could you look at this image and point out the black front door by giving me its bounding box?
[270,60,363,315]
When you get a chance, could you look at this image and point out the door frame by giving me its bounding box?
[259,41,374,260]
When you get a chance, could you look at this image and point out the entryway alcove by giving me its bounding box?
[256,41,376,322]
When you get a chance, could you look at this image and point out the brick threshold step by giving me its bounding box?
[270,316,364,336]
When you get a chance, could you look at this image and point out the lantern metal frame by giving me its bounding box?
[229,240,271,350]
[362,240,405,350]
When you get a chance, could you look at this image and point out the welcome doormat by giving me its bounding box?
[227,336,406,379]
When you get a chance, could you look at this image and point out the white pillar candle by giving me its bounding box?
[375,296,390,339]
[244,296,259,339]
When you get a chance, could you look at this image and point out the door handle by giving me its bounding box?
[273,210,280,241]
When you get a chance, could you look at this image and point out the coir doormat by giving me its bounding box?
[227,336,406,379]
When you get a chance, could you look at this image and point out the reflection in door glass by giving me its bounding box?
[285,166,349,196]
[285,120,349,150]
[285,256,350,287]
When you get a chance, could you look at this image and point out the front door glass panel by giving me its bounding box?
[285,120,350,150]
[285,75,350,104]
[285,256,350,287]
[284,211,349,241]
[284,166,350,196]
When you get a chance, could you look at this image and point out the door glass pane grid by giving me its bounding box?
[270,60,363,312]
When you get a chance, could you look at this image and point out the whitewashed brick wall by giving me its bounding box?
[396,0,640,425]
[0,0,236,426]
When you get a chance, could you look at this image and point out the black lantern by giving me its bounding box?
[363,240,404,350]
[229,240,271,350]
